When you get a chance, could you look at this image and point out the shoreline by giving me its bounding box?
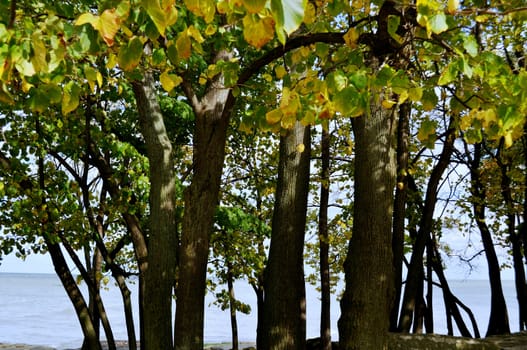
[0,342,256,350]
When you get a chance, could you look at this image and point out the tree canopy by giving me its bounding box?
[1,0,527,349]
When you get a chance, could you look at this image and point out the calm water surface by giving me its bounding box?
[0,273,519,349]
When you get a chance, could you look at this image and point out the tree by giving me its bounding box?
[261,121,311,350]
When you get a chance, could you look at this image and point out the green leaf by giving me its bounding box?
[421,89,438,111]
[271,0,306,35]
[429,13,448,34]
[417,118,437,148]
[118,37,144,71]
[143,0,178,37]
[387,15,404,44]
[333,86,361,116]
[326,71,347,93]
[438,61,458,85]
[463,35,478,57]
[62,81,81,115]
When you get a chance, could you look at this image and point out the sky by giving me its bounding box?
[0,246,516,280]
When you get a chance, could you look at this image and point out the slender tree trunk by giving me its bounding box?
[430,240,479,338]
[46,240,102,350]
[175,52,232,350]
[390,102,410,331]
[261,121,311,350]
[514,130,527,331]
[85,97,148,350]
[470,142,510,336]
[338,86,397,350]
[319,126,331,350]
[398,124,456,332]
[425,235,434,333]
[60,236,116,350]
[227,262,239,350]
[132,70,177,350]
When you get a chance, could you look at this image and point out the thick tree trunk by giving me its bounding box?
[261,121,311,350]
[319,127,331,350]
[338,88,397,350]
[174,60,231,350]
[133,71,177,350]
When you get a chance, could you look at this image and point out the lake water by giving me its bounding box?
[0,273,520,349]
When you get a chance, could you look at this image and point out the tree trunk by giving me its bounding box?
[338,87,397,350]
[430,240,479,338]
[227,262,239,350]
[261,121,311,350]
[319,126,331,350]
[398,124,456,332]
[518,126,527,331]
[390,102,411,331]
[174,54,232,350]
[46,240,102,350]
[132,71,177,350]
[470,142,510,336]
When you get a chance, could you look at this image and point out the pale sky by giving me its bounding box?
[0,248,516,280]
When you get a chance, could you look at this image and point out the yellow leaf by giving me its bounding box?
[31,33,47,73]
[296,143,305,153]
[84,66,98,92]
[266,108,282,124]
[281,112,296,129]
[205,24,217,36]
[275,65,287,79]
[408,86,423,102]
[187,25,205,43]
[160,70,182,92]
[447,0,459,14]
[99,9,120,46]
[303,2,316,25]
[184,0,215,23]
[243,0,267,13]
[96,71,103,88]
[504,133,513,148]
[343,28,359,49]
[76,10,120,46]
[75,13,99,27]
[382,99,396,109]
[243,14,275,49]
[176,31,192,59]
[398,90,409,104]
[107,53,118,69]
[143,0,178,36]
[280,93,300,116]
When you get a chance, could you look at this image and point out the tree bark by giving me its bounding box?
[133,71,177,350]
[470,142,510,336]
[261,121,311,350]
[227,262,239,350]
[174,52,232,350]
[338,88,397,349]
[319,126,331,350]
[390,102,411,331]
[398,123,456,332]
